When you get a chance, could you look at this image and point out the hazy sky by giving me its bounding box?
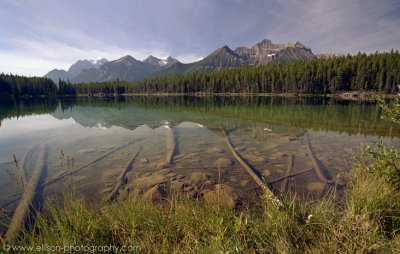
[1,0,399,76]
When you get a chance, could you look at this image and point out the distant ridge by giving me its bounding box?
[45,58,108,84]
[44,39,317,84]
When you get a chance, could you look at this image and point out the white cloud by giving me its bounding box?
[0,35,170,76]
[176,53,206,63]
[0,0,399,76]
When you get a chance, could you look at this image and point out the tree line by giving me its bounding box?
[0,73,58,97]
[1,50,399,97]
[71,50,400,95]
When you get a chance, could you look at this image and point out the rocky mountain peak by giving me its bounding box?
[212,45,239,57]
[233,39,315,65]
[165,56,180,64]
[143,55,180,68]
[112,55,138,65]
[89,58,108,67]
[120,55,136,61]
[144,55,159,62]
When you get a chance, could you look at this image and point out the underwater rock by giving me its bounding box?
[101,144,116,149]
[183,185,195,192]
[78,148,96,154]
[190,172,210,183]
[307,182,326,192]
[155,169,172,175]
[118,187,130,198]
[170,181,186,192]
[240,179,250,187]
[206,147,225,154]
[205,180,216,186]
[229,176,238,182]
[263,169,271,177]
[235,146,247,152]
[269,153,283,160]
[203,184,240,209]
[132,174,168,190]
[282,136,297,142]
[140,172,152,177]
[144,185,166,202]
[244,154,267,164]
[174,154,186,159]
[157,162,170,169]
[213,157,234,167]
[172,174,185,181]
[140,158,149,163]
[187,158,202,163]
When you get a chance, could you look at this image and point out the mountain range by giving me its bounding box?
[44,39,317,84]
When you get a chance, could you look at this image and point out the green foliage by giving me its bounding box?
[348,146,400,237]
[362,143,400,189]
[347,90,400,236]
[379,87,400,124]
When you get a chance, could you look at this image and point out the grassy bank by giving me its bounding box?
[0,143,397,253]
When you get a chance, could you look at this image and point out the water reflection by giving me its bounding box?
[2,96,396,136]
[0,96,398,229]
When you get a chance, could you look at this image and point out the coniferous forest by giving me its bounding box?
[0,74,57,97]
[1,51,399,97]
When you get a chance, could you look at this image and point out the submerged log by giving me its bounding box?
[0,161,13,166]
[5,143,47,243]
[19,144,38,187]
[44,139,137,186]
[157,126,178,169]
[0,193,23,208]
[165,127,177,166]
[106,145,142,202]
[305,132,333,184]
[222,129,282,206]
[280,154,294,192]
[270,169,313,184]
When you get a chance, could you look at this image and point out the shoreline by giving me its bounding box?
[5,91,397,101]
[76,91,397,100]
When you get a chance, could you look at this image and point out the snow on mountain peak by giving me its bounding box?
[88,58,107,65]
[158,57,169,66]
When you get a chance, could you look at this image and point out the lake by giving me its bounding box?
[0,96,398,216]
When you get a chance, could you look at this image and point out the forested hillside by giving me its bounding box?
[1,51,399,97]
[72,51,400,95]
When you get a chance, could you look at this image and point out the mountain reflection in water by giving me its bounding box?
[0,96,398,229]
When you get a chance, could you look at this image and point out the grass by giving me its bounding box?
[0,143,396,253]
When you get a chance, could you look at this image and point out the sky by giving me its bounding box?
[0,0,399,76]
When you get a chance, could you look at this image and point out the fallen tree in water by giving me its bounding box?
[106,145,142,202]
[5,143,47,243]
[222,128,282,206]
[44,139,138,186]
[280,153,294,192]
[305,132,333,184]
